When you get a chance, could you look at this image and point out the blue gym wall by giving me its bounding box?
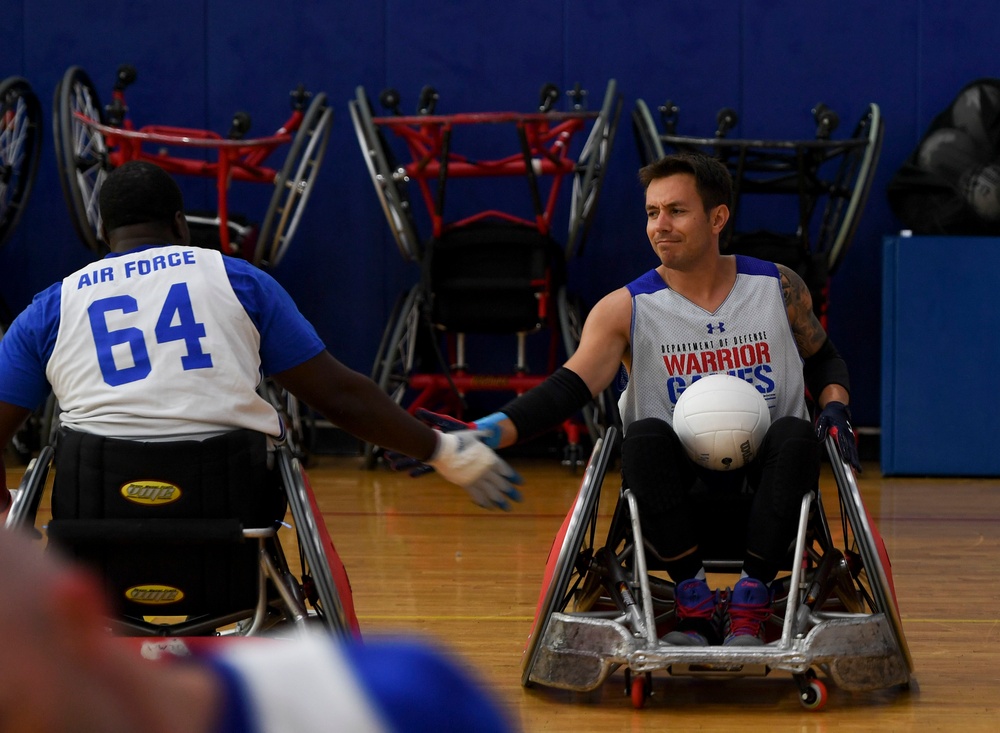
[1,1,996,430]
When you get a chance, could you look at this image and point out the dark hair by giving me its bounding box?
[99,161,184,233]
[638,152,733,212]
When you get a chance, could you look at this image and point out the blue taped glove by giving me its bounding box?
[414,409,505,449]
[815,401,862,472]
[385,411,522,509]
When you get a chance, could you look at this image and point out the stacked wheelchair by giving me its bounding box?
[522,429,913,710]
[52,63,331,268]
[5,395,359,645]
[0,75,43,331]
[633,98,883,324]
[0,75,42,256]
[350,81,622,467]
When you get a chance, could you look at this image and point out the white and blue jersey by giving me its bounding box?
[618,255,808,430]
[0,244,324,439]
[207,634,514,733]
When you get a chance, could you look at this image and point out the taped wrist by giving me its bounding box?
[803,337,850,399]
[501,367,593,442]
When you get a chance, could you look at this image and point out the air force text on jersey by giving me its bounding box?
[77,249,198,289]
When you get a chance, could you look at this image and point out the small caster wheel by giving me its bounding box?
[630,672,651,709]
[798,677,828,711]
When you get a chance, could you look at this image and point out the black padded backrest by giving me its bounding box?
[51,428,283,524]
[423,221,565,334]
[47,429,284,621]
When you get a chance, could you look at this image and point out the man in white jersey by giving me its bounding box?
[417,152,860,646]
[0,526,515,733]
[0,161,522,518]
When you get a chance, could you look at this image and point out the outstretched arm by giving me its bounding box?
[273,351,438,460]
[273,352,522,509]
[470,287,632,449]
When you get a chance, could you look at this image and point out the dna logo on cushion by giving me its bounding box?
[120,480,182,505]
[126,584,185,605]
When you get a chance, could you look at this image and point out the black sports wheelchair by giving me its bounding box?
[5,384,358,645]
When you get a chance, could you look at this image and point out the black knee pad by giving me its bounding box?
[745,417,820,573]
[621,418,696,514]
[751,417,819,520]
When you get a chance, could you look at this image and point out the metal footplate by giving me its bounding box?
[528,610,908,693]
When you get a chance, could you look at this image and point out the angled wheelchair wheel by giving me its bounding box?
[631,98,665,168]
[53,66,110,254]
[825,434,914,678]
[0,77,43,249]
[363,284,425,468]
[349,87,421,262]
[816,103,884,275]
[557,287,621,446]
[255,92,333,268]
[278,446,360,637]
[4,444,54,531]
[260,379,312,464]
[522,427,618,687]
[567,79,622,259]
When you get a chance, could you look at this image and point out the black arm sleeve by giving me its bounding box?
[501,367,594,442]
[803,337,850,399]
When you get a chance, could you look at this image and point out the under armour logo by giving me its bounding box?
[706,322,725,334]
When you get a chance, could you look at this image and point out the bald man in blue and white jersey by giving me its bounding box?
[0,161,522,517]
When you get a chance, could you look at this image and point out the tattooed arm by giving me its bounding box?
[777,264,850,408]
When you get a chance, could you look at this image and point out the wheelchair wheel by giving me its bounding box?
[631,98,665,168]
[521,427,618,687]
[566,79,622,259]
[824,435,914,677]
[278,447,359,637]
[0,77,43,250]
[260,379,312,464]
[53,66,110,254]
[4,444,54,531]
[557,287,621,447]
[349,87,422,262]
[816,103,884,275]
[363,284,425,468]
[255,92,333,268]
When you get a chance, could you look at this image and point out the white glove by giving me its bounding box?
[427,431,523,510]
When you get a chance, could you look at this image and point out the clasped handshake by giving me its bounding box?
[388,410,523,511]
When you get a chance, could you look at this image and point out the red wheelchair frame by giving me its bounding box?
[351,81,622,466]
[379,109,587,239]
[54,64,332,267]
